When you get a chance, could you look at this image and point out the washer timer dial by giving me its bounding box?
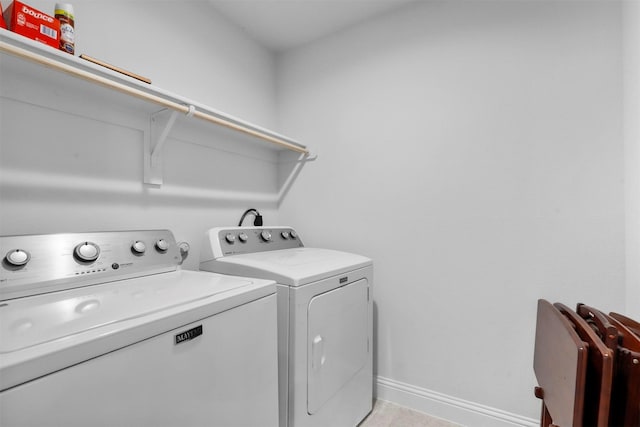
[74,242,100,262]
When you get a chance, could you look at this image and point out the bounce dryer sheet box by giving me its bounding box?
[0,2,7,29]
[4,1,59,48]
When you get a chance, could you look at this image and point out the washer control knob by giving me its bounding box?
[238,232,249,243]
[225,233,236,244]
[155,239,169,252]
[131,241,146,255]
[74,242,100,262]
[5,249,30,267]
[281,231,290,240]
[290,231,298,239]
[260,230,272,242]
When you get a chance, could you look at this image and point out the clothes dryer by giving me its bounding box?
[200,226,373,427]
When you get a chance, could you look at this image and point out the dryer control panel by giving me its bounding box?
[205,227,304,258]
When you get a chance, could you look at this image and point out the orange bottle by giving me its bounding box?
[55,3,74,54]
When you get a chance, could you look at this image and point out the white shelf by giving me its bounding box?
[0,30,314,187]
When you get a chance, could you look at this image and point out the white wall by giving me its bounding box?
[0,0,281,269]
[624,0,640,319]
[277,0,625,423]
[75,0,278,128]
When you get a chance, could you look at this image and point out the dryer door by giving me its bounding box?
[307,279,369,414]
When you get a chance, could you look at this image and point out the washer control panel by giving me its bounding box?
[217,227,303,256]
[0,230,181,301]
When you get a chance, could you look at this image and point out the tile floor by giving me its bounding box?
[358,400,462,427]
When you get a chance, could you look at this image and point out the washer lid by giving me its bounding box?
[203,247,372,286]
[0,270,276,391]
[0,270,266,353]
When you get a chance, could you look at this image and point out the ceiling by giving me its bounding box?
[209,0,418,52]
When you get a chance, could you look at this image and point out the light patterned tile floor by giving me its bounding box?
[358,400,462,427]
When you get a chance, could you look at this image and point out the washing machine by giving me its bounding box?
[0,230,279,427]
[200,226,373,427]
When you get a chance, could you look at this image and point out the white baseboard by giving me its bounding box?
[375,376,538,427]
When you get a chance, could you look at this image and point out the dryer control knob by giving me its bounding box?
[5,249,30,267]
[74,242,100,262]
[155,239,169,252]
[260,230,272,242]
[290,231,298,239]
[131,241,146,255]
[238,232,249,243]
[225,233,236,244]
[281,231,290,240]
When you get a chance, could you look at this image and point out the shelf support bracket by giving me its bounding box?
[144,108,182,185]
[277,152,317,206]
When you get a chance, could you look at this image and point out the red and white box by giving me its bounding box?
[4,1,59,48]
[0,1,7,29]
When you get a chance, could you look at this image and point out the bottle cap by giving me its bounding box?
[55,3,74,20]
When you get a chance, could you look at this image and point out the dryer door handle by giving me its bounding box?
[312,335,326,371]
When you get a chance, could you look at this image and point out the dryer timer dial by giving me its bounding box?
[260,230,272,242]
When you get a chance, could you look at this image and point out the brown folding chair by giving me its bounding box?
[577,304,640,427]
[534,300,588,427]
[610,312,640,338]
[554,303,613,426]
[607,315,640,427]
[575,303,618,349]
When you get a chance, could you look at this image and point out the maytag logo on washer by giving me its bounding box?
[175,325,203,345]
